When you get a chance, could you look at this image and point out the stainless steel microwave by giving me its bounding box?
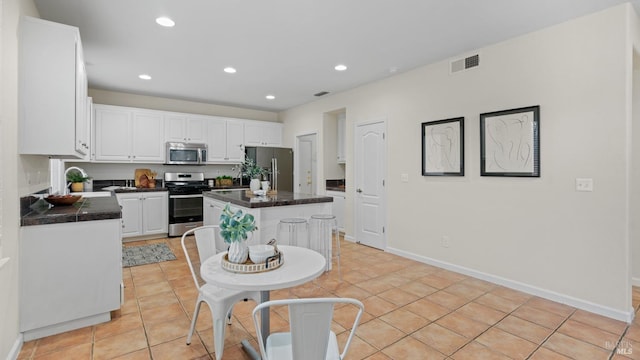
[165,142,207,165]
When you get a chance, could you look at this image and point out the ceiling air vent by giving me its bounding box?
[314,91,330,97]
[450,54,480,74]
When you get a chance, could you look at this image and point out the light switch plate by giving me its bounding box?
[576,178,593,192]
[401,173,409,182]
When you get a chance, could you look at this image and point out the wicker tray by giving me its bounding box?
[244,189,277,197]
[221,251,283,273]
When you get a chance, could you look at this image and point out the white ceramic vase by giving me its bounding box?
[250,178,261,192]
[227,240,249,264]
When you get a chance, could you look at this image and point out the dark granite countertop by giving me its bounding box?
[203,190,333,208]
[112,187,168,193]
[325,179,345,192]
[325,186,345,192]
[21,196,122,226]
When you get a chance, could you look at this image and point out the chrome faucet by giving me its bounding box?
[63,166,89,194]
[64,166,88,179]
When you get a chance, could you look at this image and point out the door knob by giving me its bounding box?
[356,188,363,193]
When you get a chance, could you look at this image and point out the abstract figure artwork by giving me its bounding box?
[422,117,464,176]
[480,106,540,177]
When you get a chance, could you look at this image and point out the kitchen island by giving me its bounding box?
[20,195,122,340]
[203,190,332,243]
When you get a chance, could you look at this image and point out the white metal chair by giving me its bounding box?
[181,225,261,360]
[252,297,364,360]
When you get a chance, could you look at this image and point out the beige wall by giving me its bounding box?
[89,88,279,122]
[280,4,636,320]
[1,0,41,358]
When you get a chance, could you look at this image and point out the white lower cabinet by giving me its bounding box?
[116,192,168,238]
[327,190,345,232]
[203,196,224,226]
[20,219,122,340]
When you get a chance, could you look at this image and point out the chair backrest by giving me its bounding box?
[181,225,223,289]
[252,297,364,360]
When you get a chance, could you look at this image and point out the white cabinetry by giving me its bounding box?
[244,121,283,147]
[164,114,207,143]
[93,105,165,163]
[116,192,168,238]
[206,117,245,163]
[20,219,122,340]
[203,196,224,226]
[326,190,345,232]
[19,16,89,158]
[337,113,346,164]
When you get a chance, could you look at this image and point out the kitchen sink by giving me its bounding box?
[70,191,112,198]
[102,186,137,191]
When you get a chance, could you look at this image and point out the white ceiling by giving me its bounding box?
[34,0,640,112]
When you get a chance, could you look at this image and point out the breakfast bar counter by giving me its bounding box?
[203,189,333,208]
[203,190,332,243]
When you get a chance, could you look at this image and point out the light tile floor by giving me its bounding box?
[17,236,640,359]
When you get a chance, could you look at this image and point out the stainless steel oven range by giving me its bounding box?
[164,172,210,237]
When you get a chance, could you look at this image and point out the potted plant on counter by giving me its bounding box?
[66,171,91,192]
[220,203,257,263]
[235,158,270,192]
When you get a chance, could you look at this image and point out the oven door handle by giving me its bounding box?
[169,194,204,199]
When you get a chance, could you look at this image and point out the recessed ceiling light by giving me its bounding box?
[138,74,152,80]
[265,95,275,100]
[224,67,237,74]
[155,17,175,27]
[334,64,347,71]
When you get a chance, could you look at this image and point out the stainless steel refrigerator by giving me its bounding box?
[245,146,294,192]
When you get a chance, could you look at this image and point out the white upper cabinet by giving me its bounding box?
[244,121,283,147]
[19,16,89,158]
[93,105,164,163]
[164,114,207,144]
[337,112,346,164]
[206,117,245,163]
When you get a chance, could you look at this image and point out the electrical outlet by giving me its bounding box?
[401,173,409,183]
[442,235,450,248]
[576,178,593,192]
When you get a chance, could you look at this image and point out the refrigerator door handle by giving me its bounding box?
[272,158,278,190]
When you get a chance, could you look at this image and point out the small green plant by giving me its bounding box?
[66,172,91,183]
[219,203,257,243]
[216,175,233,180]
[233,158,270,180]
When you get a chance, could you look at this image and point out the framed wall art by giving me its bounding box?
[480,105,540,177]
[421,117,464,176]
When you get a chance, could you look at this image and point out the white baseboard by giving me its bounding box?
[344,234,355,243]
[387,246,635,323]
[632,277,640,287]
[6,333,23,360]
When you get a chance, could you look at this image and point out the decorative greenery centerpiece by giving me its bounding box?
[233,158,271,192]
[220,203,257,263]
[234,158,270,180]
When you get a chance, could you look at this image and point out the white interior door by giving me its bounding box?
[296,133,316,194]
[355,120,386,250]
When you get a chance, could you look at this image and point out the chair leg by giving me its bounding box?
[187,299,203,345]
[212,304,230,360]
[226,304,235,325]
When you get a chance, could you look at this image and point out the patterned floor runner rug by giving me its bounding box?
[123,243,177,267]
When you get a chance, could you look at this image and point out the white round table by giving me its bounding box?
[200,245,327,359]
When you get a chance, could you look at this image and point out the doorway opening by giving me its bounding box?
[295,133,318,195]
